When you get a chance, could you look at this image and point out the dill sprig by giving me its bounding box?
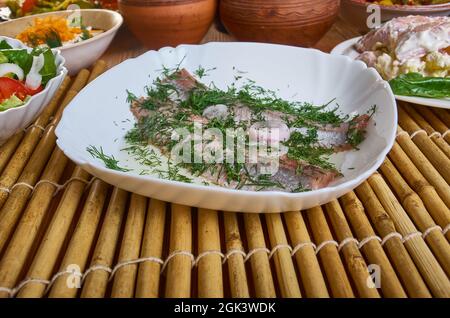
[283,130,336,171]
[87,146,130,172]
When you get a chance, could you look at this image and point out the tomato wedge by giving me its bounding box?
[21,0,37,14]
[0,77,42,102]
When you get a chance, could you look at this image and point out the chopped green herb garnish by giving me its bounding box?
[87,146,130,172]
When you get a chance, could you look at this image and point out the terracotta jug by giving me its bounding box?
[119,0,217,49]
[220,0,340,47]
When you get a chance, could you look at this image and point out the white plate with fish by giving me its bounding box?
[331,16,450,109]
[56,42,397,213]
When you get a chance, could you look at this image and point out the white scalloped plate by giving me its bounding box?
[56,42,397,213]
[331,37,450,109]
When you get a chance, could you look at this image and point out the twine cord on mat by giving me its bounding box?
[1,225,449,297]
[0,278,51,298]
[160,251,196,274]
[338,237,359,252]
[24,124,46,133]
[224,249,247,263]
[10,182,34,192]
[358,236,382,249]
[291,242,317,256]
[195,250,225,266]
[410,129,427,139]
[429,132,442,138]
[443,224,450,235]
[82,265,113,283]
[396,129,447,139]
[422,225,443,240]
[381,232,403,246]
[109,257,164,281]
[268,244,293,259]
[396,131,410,138]
[0,187,10,194]
[315,240,339,254]
[401,232,423,243]
[244,248,271,263]
[43,270,83,295]
[443,130,449,138]
[0,177,94,197]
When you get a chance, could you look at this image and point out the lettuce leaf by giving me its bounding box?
[0,52,7,64]
[0,40,12,50]
[33,48,57,85]
[0,49,33,74]
[389,73,450,99]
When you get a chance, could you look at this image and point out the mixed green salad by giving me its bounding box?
[0,39,57,111]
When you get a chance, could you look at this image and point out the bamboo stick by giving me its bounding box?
[88,60,107,83]
[197,209,224,298]
[401,104,450,157]
[380,159,450,275]
[355,181,431,298]
[48,179,109,298]
[398,107,450,183]
[340,192,407,298]
[135,199,166,298]
[0,132,23,175]
[431,107,450,127]
[0,70,90,253]
[243,213,276,298]
[223,212,250,298]
[165,204,192,298]
[0,130,57,253]
[16,167,91,298]
[396,126,450,208]
[283,211,329,298]
[111,194,147,298]
[81,188,128,298]
[413,105,450,144]
[306,206,354,298]
[65,70,90,94]
[403,104,439,133]
[0,76,71,209]
[368,174,450,297]
[265,213,301,298]
[324,200,380,298]
[387,145,450,237]
[0,148,69,298]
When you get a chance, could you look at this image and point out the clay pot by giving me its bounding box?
[220,0,340,47]
[119,0,217,49]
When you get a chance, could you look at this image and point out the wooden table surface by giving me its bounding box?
[101,16,361,68]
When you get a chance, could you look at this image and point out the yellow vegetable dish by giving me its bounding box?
[16,15,103,48]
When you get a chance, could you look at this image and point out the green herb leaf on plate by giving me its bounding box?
[389,73,450,99]
[0,40,12,50]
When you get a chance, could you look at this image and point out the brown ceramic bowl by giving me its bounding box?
[220,0,341,47]
[341,0,450,33]
[118,0,217,49]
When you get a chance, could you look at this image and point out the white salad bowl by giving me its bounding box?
[0,9,123,75]
[56,42,397,213]
[0,36,67,144]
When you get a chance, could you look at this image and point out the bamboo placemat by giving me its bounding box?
[0,61,449,299]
